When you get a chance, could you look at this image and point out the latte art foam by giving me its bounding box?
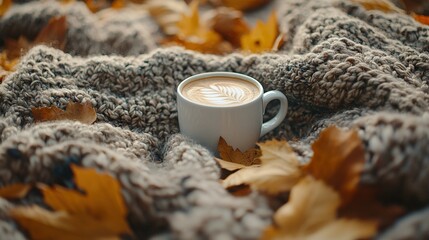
[181,77,260,106]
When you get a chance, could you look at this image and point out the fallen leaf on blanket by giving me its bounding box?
[218,137,261,166]
[216,0,272,11]
[10,165,132,240]
[339,186,405,228]
[0,52,18,82]
[34,16,68,50]
[262,176,377,240]
[206,7,250,47]
[215,157,247,171]
[304,126,365,204]
[3,16,67,60]
[223,140,302,194]
[240,11,279,53]
[144,0,188,35]
[350,0,404,13]
[0,183,31,199]
[412,13,429,25]
[32,101,97,124]
[0,0,11,16]
[163,0,233,54]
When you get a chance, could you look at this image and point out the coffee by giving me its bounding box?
[181,77,260,107]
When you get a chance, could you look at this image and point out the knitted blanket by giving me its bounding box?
[1,0,429,239]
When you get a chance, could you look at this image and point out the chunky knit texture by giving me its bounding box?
[0,0,429,239]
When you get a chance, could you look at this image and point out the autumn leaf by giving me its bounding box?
[163,0,233,54]
[240,11,278,53]
[223,140,302,194]
[262,176,377,240]
[0,51,19,83]
[339,186,405,228]
[144,0,188,35]
[0,0,11,16]
[413,13,429,25]
[350,0,404,13]
[215,157,247,171]
[34,16,68,50]
[206,7,250,47]
[3,16,67,60]
[304,126,365,204]
[0,183,31,199]
[216,0,272,11]
[10,165,132,240]
[32,101,97,124]
[218,137,261,166]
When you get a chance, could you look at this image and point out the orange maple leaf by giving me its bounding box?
[0,0,11,16]
[240,11,279,53]
[10,165,132,240]
[304,126,365,204]
[31,101,97,124]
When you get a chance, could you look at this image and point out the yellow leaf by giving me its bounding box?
[144,0,188,35]
[262,176,377,240]
[0,0,11,17]
[10,165,132,240]
[304,126,365,204]
[218,0,272,11]
[214,157,247,171]
[31,101,97,124]
[240,11,278,53]
[350,0,404,13]
[223,162,301,194]
[413,13,429,25]
[217,137,261,167]
[206,7,250,47]
[223,140,302,194]
[0,183,31,199]
[164,0,233,54]
[257,139,298,165]
[273,177,340,234]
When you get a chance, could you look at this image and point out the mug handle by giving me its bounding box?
[260,90,288,137]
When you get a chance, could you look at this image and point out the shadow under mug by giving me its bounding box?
[177,72,288,154]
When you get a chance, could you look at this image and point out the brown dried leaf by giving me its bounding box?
[34,16,67,50]
[339,186,405,228]
[10,165,132,240]
[217,0,272,11]
[350,0,404,13]
[262,176,377,240]
[240,11,278,53]
[0,183,31,199]
[32,101,97,124]
[145,0,188,36]
[217,137,261,166]
[304,126,365,204]
[206,7,250,47]
[0,0,11,16]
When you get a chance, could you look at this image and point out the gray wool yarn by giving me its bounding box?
[1,0,429,239]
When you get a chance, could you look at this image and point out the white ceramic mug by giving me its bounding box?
[177,72,288,154]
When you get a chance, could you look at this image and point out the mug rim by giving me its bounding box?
[177,72,264,108]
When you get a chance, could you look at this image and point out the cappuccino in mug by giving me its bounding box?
[181,77,260,107]
[177,72,288,154]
